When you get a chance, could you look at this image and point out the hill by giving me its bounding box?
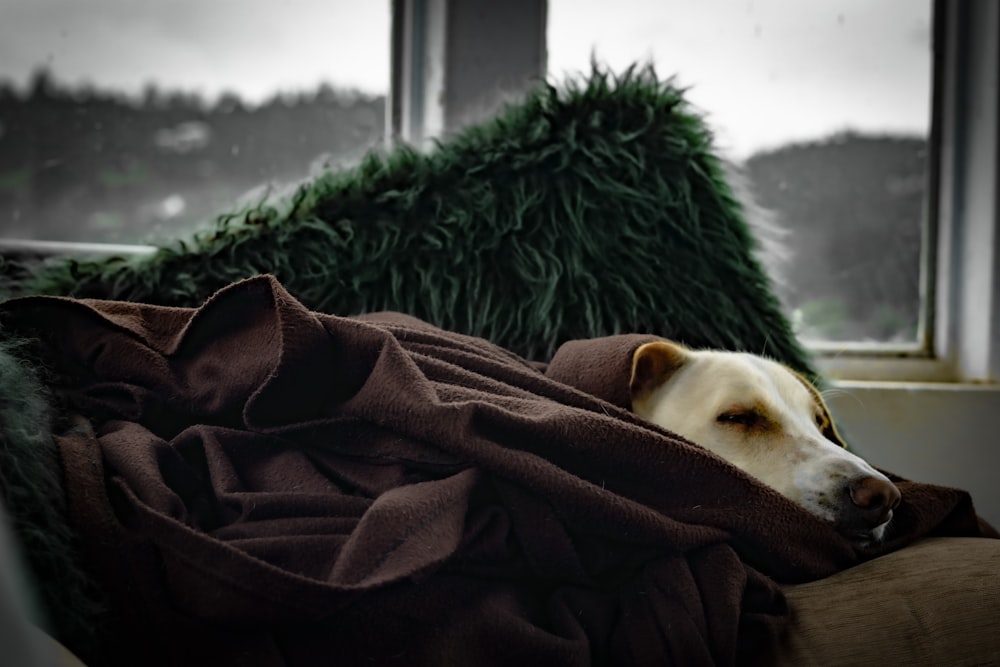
[744,132,927,341]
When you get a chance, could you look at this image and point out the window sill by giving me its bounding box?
[0,239,157,258]
[816,355,961,383]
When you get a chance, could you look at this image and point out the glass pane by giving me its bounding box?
[0,1,389,245]
[548,0,932,344]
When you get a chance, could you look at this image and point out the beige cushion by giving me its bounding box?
[769,537,1000,666]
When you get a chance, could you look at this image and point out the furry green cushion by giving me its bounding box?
[14,65,813,376]
[13,66,812,373]
[0,339,102,659]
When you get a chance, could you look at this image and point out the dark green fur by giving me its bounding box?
[13,65,813,375]
[15,64,814,375]
[0,338,104,660]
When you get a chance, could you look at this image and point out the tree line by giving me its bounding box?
[0,68,385,242]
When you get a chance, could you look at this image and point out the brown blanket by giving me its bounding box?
[1,275,991,666]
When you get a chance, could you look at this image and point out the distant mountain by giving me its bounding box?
[744,132,927,341]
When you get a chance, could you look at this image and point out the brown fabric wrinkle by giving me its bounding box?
[97,419,192,525]
[492,479,591,584]
[330,468,479,587]
[112,482,368,626]
[78,298,197,352]
[546,333,661,410]
[242,282,358,430]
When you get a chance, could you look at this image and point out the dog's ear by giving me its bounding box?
[630,341,688,404]
[792,371,848,448]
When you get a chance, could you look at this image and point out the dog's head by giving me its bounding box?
[629,340,900,545]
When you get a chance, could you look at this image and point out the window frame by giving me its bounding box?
[818,0,999,383]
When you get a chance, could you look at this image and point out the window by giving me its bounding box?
[547,0,934,347]
[5,0,996,381]
[0,1,390,245]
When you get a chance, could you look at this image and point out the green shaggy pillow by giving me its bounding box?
[15,65,814,375]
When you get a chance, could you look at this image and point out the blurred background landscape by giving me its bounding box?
[0,68,384,244]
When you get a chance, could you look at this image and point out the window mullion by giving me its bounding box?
[388,0,546,147]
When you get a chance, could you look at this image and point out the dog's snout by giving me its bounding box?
[847,476,901,527]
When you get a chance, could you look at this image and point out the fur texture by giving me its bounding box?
[10,64,815,376]
[0,337,103,659]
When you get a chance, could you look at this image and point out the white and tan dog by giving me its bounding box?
[629,340,900,545]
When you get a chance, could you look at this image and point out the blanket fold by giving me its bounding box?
[1,274,991,666]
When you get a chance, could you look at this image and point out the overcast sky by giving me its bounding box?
[0,0,931,158]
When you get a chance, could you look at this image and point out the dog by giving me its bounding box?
[629,340,900,545]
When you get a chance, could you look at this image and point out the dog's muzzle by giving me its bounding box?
[836,474,901,540]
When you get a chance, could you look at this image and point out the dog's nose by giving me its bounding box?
[847,475,902,527]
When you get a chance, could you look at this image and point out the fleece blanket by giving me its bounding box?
[0,275,990,667]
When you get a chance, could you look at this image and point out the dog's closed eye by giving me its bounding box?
[716,410,764,428]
